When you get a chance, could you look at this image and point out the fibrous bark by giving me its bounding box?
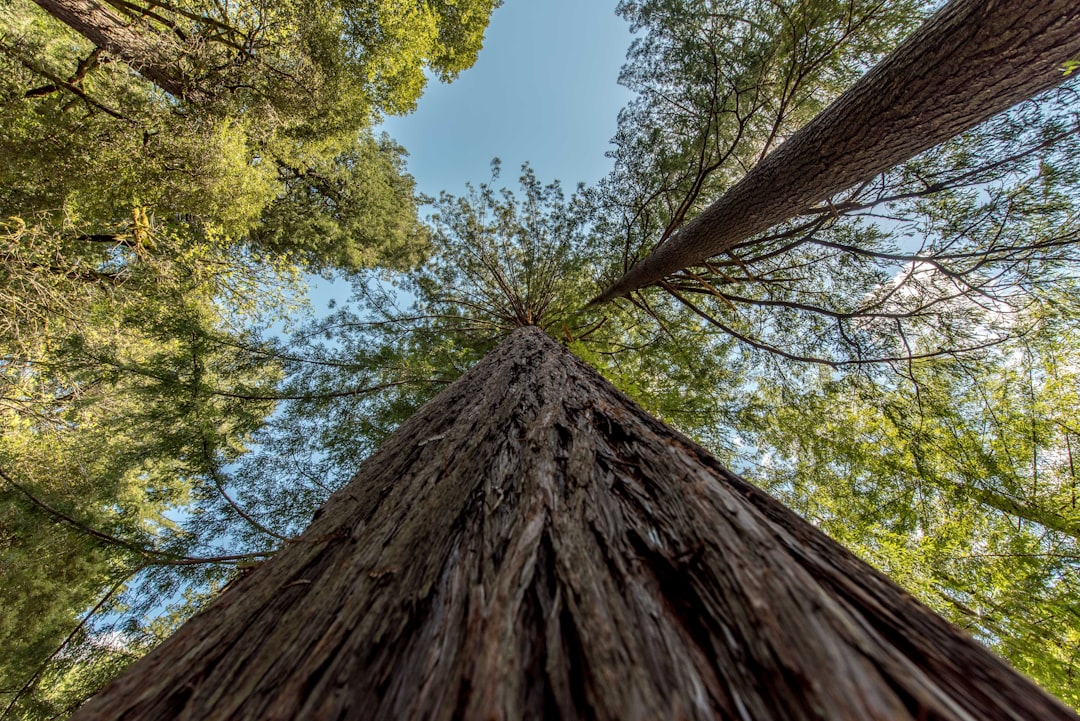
[32,0,199,101]
[595,0,1080,303]
[72,327,1076,720]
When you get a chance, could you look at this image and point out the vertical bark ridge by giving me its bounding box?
[71,326,1077,720]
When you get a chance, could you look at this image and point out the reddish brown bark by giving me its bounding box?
[32,0,199,100]
[595,0,1080,303]
[71,327,1076,720]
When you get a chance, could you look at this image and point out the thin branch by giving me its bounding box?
[201,437,291,542]
[1,40,130,121]
[0,466,277,566]
[213,378,448,402]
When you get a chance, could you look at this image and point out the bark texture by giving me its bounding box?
[72,327,1076,720]
[32,0,197,100]
[595,0,1080,303]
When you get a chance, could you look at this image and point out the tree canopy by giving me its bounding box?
[0,0,498,715]
[1,0,501,273]
[4,0,1080,716]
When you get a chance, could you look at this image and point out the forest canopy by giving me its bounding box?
[3,0,1080,717]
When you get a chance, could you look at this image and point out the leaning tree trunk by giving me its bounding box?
[72,327,1075,720]
[32,0,199,101]
[595,0,1080,303]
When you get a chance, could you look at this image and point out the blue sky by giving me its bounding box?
[380,1,636,198]
[308,2,635,313]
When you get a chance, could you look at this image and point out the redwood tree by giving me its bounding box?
[71,326,1077,720]
[596,0,1080,302]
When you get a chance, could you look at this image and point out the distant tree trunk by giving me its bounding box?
[32,0,199,100]
[595,0,1080,303]
[71,327,1076,720]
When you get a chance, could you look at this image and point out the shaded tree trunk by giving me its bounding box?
[595,0,1080,303]
[71,327,1076,720]
[32,0,199,100]
[950,479,1080,543]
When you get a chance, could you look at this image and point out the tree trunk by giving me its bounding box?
[595,0,1080,303]
[71,327,1076,720]
[32,0,198,101]
[951,480,1080,543]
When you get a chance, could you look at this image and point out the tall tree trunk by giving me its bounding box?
[32,0,198,101]
[71,327,1075,720]
[950,480,1080,542]
[595,0,1080,303]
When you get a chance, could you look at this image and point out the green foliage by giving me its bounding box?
[0,8,444,689]
[0,2,497,702]
[252,133,429,273]
[0,0,495,274]
[733,292,1080,706]
[0,213,297,717]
